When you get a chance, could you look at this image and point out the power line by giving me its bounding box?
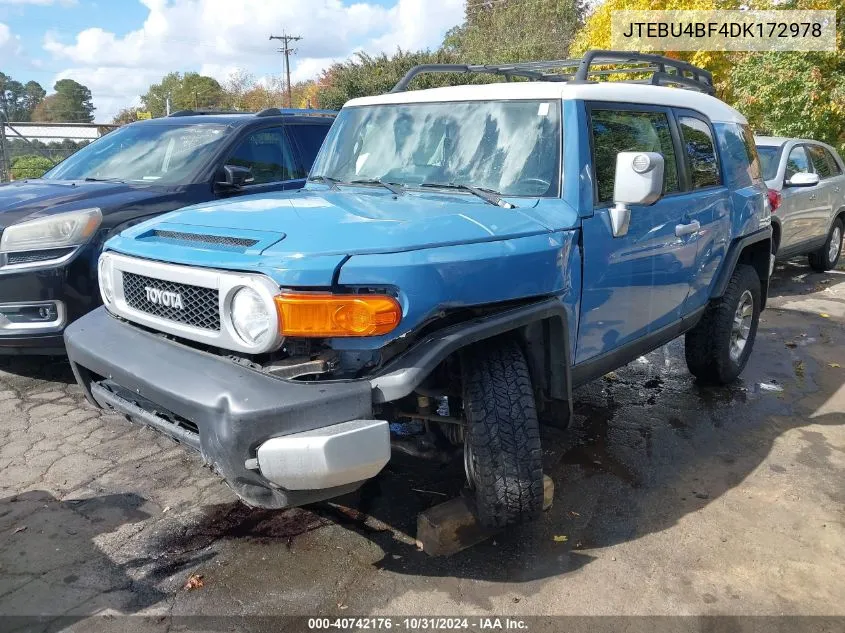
[269,31,302,108]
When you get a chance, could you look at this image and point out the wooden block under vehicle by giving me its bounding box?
[416,475,554,557]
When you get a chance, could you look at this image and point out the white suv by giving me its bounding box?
[757,136,845,271]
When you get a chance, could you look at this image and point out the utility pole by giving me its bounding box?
[269,32,302,108]
[0,112,8,183]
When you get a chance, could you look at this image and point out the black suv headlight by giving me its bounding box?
[0,208,102,253]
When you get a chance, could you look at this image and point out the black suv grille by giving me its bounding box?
[122,272,220,331]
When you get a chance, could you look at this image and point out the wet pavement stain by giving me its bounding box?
[562,399,642,487]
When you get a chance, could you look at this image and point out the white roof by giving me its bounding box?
[754,136,790,147]
[345,81,747,124]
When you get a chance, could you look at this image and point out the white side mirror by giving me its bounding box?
[785,172,819,187]
[609,152,665,238]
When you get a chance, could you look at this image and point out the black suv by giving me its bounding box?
[0,108,334,354]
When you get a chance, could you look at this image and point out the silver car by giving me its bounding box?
[756,136,844,271]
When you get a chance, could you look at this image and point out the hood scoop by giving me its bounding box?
[131,222,286,254]
[151,229,259,249]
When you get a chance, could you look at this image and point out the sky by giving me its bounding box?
[0,0,465,121]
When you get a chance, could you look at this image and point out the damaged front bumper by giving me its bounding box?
[65,307,389,509]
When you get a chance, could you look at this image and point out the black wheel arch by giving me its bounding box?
[711,226,772,310]
[770,217,781,255]
[370,297,573,425]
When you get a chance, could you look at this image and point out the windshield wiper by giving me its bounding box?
[307,175,340,190]
[84,177,125,183]
[420,182,516,209]
[348,179,405,196]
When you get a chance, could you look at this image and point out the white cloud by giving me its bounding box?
[43,0,464,121]
[0,21,22,59]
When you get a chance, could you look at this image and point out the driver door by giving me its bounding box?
[576,105,698,364]
[218,126,306,197]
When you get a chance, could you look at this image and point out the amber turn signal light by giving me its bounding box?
[274,293,402,337]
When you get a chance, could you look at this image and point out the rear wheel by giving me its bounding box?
[685,264,761,385]
[808,218,843,272]
[461,337,543,528]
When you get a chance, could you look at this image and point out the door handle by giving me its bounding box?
[809,193,817,200]
[835,187,841,193]
[675,220,701,237]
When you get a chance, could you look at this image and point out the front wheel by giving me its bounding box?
[808,218,843,272]
[461,337,543,528]
[685,264,761,385]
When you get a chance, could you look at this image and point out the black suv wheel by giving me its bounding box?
[461,337,543,528]
[808,217,843,272]
[684,264,761,385]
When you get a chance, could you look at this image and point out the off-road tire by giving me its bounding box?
[684,264,761,385]
[808,217,843,272]
[461,337,543,528]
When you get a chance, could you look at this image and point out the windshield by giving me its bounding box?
[310,100,561,197]
[44,123,229,184]
[756,145,781,181]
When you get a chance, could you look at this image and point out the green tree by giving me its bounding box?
[445,0,585,63]
[728,1,845,155]
[10,155,54,180]
[112,107,141,125]
[0,73,46,121]
[315,49,486,111]
[730,52,845,156]
[141,72,225,116]
[21,81,46,118]
[32,79,95,122]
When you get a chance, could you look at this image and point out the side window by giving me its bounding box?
[286,124,331,172]
[678,115,721,188]
[739,124,762,182]
[227,127,302,184]
[785,146,811,180]
[807,145,832,179]
[590,109,679,204]
[825,148,843,176]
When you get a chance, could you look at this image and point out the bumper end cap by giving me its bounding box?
[256,419,390,490]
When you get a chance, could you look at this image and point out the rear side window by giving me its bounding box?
[823,147,842,176]
[678,116,720,188]
[287,124,331,172]
[590,109,679,204]
[228,127,303,184]
[756,146,780,180]
[739,125,762,182]
[807,145,832,179]
[786,146,811,179]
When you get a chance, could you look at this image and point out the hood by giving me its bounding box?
[118,187,554,259]
[108,186,560,287]
[0,179,176,228]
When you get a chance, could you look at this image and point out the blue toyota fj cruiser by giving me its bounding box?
[65,52,772,528]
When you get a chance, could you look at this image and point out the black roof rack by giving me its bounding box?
[167,109,247,117]
[391,50,715,96]
[255,107,336,118]
[167,108,336,118]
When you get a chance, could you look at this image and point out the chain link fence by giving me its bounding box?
[0,122,119,182]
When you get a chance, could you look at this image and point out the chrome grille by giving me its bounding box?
[152,230,258,248]
[122,272,220,331]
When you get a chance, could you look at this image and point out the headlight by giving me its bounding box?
[0,208,102,252]
[98,254,114,305]
[230,286,274,347]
